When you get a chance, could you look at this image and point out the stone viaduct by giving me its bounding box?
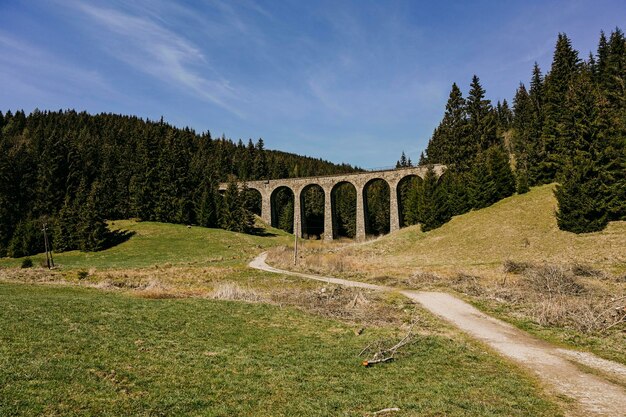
[219,165,446,241]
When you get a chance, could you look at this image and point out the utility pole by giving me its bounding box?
[42,222,54,269]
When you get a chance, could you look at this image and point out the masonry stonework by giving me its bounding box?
[219,165,446,241]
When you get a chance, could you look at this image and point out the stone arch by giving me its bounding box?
[331,181,357,239]
[270,186,294,233]
[363,178,391,236]
[397,174,423,228]
[300,183,325,239]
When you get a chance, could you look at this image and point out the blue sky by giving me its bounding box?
[1,1,624,168]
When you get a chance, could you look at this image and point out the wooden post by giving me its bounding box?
[42,223,51,269]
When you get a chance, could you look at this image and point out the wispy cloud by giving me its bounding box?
[68,1,246,117]
[0,32,116,104]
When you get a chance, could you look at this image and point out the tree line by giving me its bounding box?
[406,28,625,233]
[0,110,358,257]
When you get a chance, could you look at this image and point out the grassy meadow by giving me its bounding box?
[0,219,292,270]
[0,283,563,417]
[0,215,571,415]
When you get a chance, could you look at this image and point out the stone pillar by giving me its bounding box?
[355,184,366,241]
[324,187,333,241]
[261,190,271,225]
[293,187,302,238]
[389,181,400,233]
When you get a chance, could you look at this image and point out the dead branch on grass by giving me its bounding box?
[360,319,418,366]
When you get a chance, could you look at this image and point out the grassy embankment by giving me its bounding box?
[0,218,572,415]
[267,185,626,365]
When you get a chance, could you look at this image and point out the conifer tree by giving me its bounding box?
[424,83,467,166]
[196,184,219,228]
[419,168,450,232]
[78,181,109,252]
[253,138,268,180]
[54,196,79,252]
[467,75,497,152]
[540,33,580,180]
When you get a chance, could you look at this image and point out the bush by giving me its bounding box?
[77,270,89,280]
[502,259,530,274]
[20,258,33,268]
[570,263,603,278]
[523,265,583,296]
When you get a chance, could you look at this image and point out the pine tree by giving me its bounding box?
[78,181,109,252]
[54,196,79,252]
[253,138,268,180]
[467,75,497,152]
[7,219,45,258]
[196,184,219,228]
[540,33,580,180]
[555,159,607,233]
[220,179,254,233]
[424,83,467,166]
[419,168,450,232]
[220,179,242,232]
[487,145,516,201]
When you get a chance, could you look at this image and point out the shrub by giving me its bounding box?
[20,258,33,268]
[77,270,89,280]
[523,265,583,296]
[570,263,603,278]
[502,259,530,274]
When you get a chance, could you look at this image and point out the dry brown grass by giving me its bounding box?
[271,185,626,281]
[209,282,265,302]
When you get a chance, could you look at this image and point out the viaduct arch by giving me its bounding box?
[219,165,446,241]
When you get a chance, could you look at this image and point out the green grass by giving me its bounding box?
[0,283,562,417]
[0,220,291,270]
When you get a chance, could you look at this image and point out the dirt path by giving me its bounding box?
[250,252,626,417]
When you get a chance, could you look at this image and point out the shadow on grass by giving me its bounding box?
[248,227,278,237]
[103,229,136,250]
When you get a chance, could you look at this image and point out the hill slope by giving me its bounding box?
[352,184,625,276]
[0,219,291,270]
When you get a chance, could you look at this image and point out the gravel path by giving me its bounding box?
[250,252,626,417]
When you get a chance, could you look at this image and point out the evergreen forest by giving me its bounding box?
[407,28,625,233]
[0,111,358,257]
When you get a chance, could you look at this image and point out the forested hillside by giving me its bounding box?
[414,28,625,233]
[0,111,358,256]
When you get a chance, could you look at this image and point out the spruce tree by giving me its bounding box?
[419,168,450,232]
[555,159,607,233]
[424,83,467,166]
[78,181,109,252]
[54,196,79,252]
[540,33,580,180]
[467,75,497,152]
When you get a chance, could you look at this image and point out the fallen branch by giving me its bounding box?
[361,319,418,366]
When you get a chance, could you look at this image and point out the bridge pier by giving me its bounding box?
[261,191,271,225]
[324,188,333,241]
[389,181,400,233]
[355,184,366,241]
[294,187,303,238]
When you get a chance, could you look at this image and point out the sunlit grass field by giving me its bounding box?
[0,220,292,270]
[0,283,562,417]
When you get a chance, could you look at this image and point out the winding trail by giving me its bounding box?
[250,252,626,417]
